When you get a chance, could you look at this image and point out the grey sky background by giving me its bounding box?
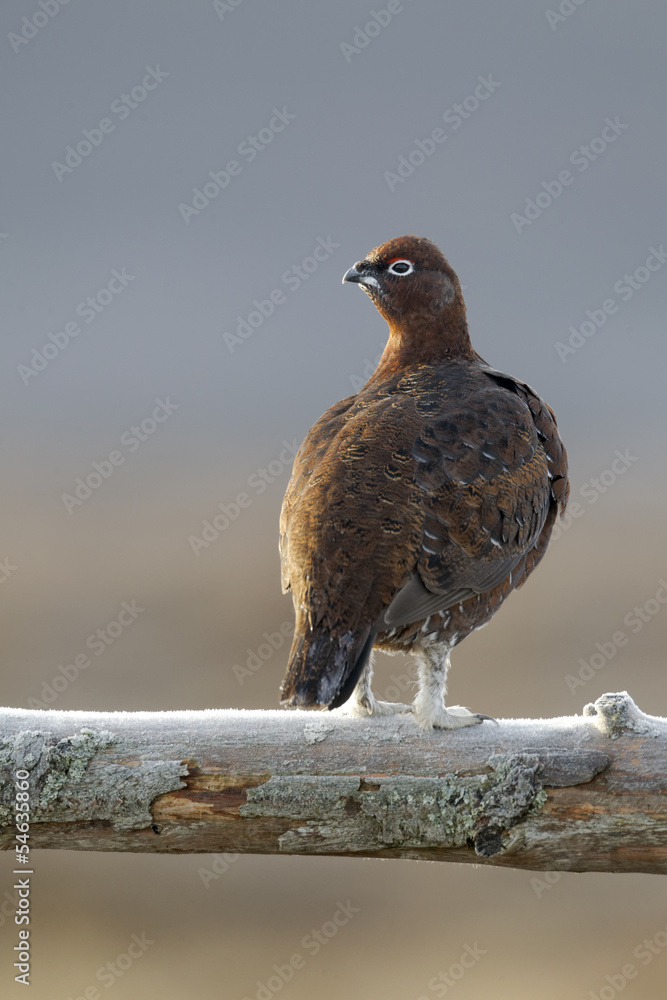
[3,0,666,465]
[2,2,667,999]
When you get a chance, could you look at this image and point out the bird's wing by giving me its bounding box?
[383,369,567,628]
[279,394,357,595]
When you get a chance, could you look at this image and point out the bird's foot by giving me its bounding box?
[333,693,410,719]
[411,702,497,732]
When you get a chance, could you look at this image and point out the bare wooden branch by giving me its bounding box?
[1,692,665,874]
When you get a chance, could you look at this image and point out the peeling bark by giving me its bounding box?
[0,692,665,874]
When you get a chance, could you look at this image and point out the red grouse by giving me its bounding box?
[279,236,568,729]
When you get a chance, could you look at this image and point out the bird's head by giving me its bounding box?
[342,235,466,331]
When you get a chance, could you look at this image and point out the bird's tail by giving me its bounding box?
[280,622,375,710]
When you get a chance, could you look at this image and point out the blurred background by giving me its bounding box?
[2,0,666,996]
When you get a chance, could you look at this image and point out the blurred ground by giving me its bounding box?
[2,493,666,1000]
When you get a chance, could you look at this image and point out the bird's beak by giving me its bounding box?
[342,265,362,284]
[342,263,379,288]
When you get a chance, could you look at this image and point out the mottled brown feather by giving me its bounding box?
[279,236,568,709]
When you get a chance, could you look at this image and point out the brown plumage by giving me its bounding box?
[279,235,568,729]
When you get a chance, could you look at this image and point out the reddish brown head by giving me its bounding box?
[343,235,473,366]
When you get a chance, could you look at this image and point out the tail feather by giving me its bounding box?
[280,625,375,710]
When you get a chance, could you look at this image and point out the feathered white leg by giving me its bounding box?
[411,646,495,731]
[333,653,410,718]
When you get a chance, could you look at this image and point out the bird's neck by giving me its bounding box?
[369,308,476,381]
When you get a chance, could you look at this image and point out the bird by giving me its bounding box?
[279,235,568,730]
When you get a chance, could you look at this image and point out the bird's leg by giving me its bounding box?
[411,646,494,731]
[333,653,410,718]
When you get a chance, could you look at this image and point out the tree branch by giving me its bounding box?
[1,692,665,874]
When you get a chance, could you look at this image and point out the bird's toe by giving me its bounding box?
[333,695,410,718]
[412,703,495,731]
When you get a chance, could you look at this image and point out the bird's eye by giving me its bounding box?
[387,259,414,275]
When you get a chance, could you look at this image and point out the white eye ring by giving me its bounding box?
[387,259,414,276]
